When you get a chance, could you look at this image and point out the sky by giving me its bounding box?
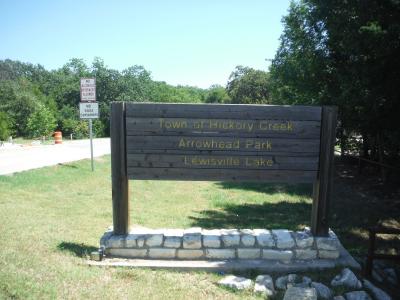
[0,0,291,88]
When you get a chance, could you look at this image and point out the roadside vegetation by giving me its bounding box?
[0,0,399,297]
[0,156,398,299]
[1,0,399,175]
[0,156,304,299]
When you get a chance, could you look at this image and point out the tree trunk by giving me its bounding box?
[376,132,386,182]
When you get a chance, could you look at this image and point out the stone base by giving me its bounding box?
[88,243,360,272]
[99,227,349,264]
[95,227,360,271]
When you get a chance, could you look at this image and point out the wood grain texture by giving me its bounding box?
[127,153,319,170]
[126,149,319,157]
[123,103,323,182]
[126,117,321,139]
[311,106,337,237]
[127,167,317,183]
[110,102,129,235]
[126,103,322,121]
[126,136,320,153]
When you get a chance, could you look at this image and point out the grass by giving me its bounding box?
[0,155,398,299]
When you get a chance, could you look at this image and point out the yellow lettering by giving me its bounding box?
[184,156,189,165]
[160,119,187,129]
[258,121,294,132]
[179,138,187,147]
[244,157,274,168]
[245,139,272,151]
[246,140,254,148]
[209,120,218,129]
[193,121,201,129]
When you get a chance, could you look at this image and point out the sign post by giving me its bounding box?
[80,78,98,171]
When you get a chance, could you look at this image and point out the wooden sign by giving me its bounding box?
[110,102,337,237]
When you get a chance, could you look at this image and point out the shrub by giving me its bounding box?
[26,104,57,138]
[0,111,11,141]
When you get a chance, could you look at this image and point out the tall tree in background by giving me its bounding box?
[205,84,231,103]
[269,1,329,106]
[227,66,270,104]
[270,0,400,165]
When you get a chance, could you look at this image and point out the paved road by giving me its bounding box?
[0,138,110,175]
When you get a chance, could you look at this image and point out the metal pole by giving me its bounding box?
[89,119,94,171]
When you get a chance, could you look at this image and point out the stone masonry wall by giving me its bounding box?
[100,227,341,261]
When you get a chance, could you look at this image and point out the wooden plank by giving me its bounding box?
[126,117,321,139]
[110,102,129,235]
[125,103,322,121]
[311,106,337,237]
[126,136,320,153]
[126,149,319,157]
[127,168,317,183]
[126,154,319,170]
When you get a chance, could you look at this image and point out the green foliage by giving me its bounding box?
[70,121,89,139]
[205,85,231,103]
[269,1,328,105]
[26,104,57,138]
[57,105,93,139]
[0,111,11,141]
[0,58,212,138]
[0,79,42,136]
[150,81,206,103]
[92,119,105,138]
[226,66,270,104]
[117,65,153,102]
[270,0,400,168]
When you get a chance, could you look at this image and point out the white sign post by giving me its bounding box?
[80,78,98,171]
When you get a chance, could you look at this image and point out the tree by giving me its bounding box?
[0,79,41,136]
[26,104,57,139]
[269,0,400,168]
[117,65,153,102]
[205,85,230,103]
[226,66,270,104]
[269,1,329,106]
[0,111,11,142]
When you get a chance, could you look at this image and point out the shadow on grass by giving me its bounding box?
[57,242,97,257]
[190,201,312,230]
[215,182,313,197]
[58,163,79,169]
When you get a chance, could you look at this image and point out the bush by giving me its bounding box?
[26,104,57,138]
[0,111,11,141]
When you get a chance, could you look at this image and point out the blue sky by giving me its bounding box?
[0,1,291,88]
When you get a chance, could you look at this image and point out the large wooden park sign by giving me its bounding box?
[111,102,337,237]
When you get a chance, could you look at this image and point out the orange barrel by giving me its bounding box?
[54,131,62,144]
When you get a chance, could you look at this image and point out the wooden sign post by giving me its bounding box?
[110,102,337,237]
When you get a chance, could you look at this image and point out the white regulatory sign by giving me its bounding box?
[80,102,99,119]
[80,78,96,102]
